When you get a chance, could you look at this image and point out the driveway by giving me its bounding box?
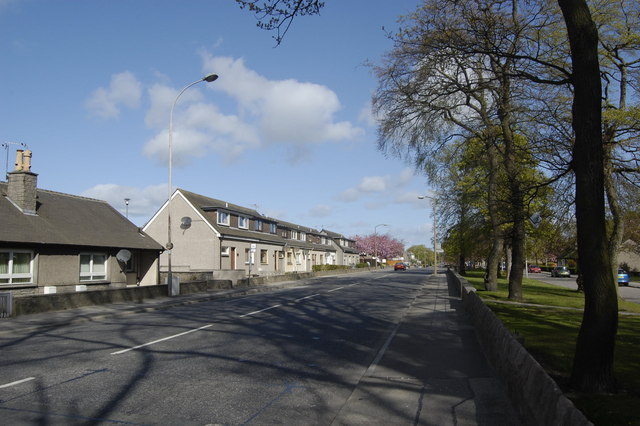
[528,272,640,304]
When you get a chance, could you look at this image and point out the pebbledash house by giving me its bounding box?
[143,188,359,283]
[0,150,163,296]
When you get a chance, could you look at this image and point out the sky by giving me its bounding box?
[0,0,438,250]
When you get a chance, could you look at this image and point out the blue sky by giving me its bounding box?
[1,0,436,249]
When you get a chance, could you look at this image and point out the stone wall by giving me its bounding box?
[447,270,592,426]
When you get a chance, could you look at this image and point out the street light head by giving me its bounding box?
[203,73,219,83]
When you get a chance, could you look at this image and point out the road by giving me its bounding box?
[0,270,518,425]
[529,271,640,304]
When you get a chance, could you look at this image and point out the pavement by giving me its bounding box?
[1,272,520,425]
[332,272,519,425]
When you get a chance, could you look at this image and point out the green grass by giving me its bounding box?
[463,271,640,425]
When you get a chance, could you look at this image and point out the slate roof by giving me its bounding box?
[0,182,163,250]
[178,189,336,251]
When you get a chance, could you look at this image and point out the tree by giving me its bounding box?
[558,0,618,394]
[354,233,405,262]
[407,244,434,266]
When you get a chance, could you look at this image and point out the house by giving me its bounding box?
[0,150,163,296]
[143,188,356,282]
[321,229,360,267]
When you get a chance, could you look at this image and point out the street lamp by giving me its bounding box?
[167,73,218,296]
[124,198,130,218]
[374,223,388,269]
[418,195,438,275]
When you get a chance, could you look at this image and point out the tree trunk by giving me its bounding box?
[485,137,502,291]
[558,0,618,394]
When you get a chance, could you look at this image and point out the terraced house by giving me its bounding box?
[143,189,359,283]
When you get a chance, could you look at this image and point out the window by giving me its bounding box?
[239,216,249,229]
[244,248,254,265]
[295,252,302,264]
[260,249,268,264]
[217,211,230,225]
[221,246,230,256]
[270,223,277,234]
[300,232,306,241]
[80,253,107,281]
[255,220,263,231]
[0,250,33,284]
[291,230,298,240]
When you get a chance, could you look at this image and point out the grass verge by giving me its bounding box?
[463,270,640,426]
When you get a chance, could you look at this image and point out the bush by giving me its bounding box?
[312,264,348,272]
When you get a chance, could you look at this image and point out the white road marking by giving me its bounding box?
[111,324,213,355]
[327,287,344,292]
[239,304,282,318]
[295,294,320,301]
[0,377,35,389]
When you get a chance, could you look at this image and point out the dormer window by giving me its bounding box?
[218,211,230,226]
[239,216,249,229]
[291,230,298,240]
[255,219,263,231]
[270,223,277,234]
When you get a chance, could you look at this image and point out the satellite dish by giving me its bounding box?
[116,249,132,263]
[180,216,192,230]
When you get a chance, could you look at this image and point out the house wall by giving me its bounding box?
[144,195,219,273]
[1,244,160,295]
[220,239,283,275]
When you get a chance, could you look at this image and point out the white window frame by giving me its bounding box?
[244,248,254,265]
[0,249,34,285]
[238,216,249,229]
[301,232,306,241]
[79,253,108,282]
[260,249,268,264]
[291,230,298,240]
[255,220,263,231]
[217,211,230,226]
[270,223,277,234]
[221,246,230,256]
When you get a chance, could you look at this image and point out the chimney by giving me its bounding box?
[7,149,38,215]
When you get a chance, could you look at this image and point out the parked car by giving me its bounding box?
[618,269,630,286]
[394,263,406,271]
[551,266,571,278]
[528,265,542,273]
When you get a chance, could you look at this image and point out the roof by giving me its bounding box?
[0,182,163,251]
[178,189,336,252]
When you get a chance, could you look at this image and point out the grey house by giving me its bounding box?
[1,150,163,295]
[143,188,349,281]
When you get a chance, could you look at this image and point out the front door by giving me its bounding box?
[230,247,236,270]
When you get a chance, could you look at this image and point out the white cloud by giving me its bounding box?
[81,183,167,226]
[200,53,363,142]
[85,71,142,119]
[309,204,333,218]
[337,169,422,203]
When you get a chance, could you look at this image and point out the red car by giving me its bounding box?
[528,265,542,273]
[394,263,406,271]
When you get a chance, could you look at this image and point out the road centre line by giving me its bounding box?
[111,324,214,355]
[0,377,35,389]
[295,294,320,302]
[111,282,354,355]
[239,304,282,318]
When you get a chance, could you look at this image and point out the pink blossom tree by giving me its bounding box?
[354,233,405,261]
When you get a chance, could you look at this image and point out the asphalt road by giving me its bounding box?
[528,271,640,304]
[0,270,517,425]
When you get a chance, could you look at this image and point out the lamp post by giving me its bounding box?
[124,198,130,218]
[374,223,388,269]
[167,73,218,296]
[418,195,438,275]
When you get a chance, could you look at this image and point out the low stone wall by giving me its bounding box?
[12,279,232,317]
[447,270,591,426]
